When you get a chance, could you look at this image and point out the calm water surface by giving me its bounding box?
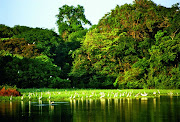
[0,96,179,122]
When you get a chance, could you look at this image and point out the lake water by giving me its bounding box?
[0,96,179,122]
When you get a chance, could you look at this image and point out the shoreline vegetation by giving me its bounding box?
[0,89,179,101]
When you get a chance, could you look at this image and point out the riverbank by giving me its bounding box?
[0,89,179,101]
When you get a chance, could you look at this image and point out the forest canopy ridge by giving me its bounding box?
[0,0,179,89]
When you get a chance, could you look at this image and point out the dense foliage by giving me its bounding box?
[70,0,180,89]
[56,5,91,40]
[0,26,71,88]
[0,85,21,96]
[0,1,179,89]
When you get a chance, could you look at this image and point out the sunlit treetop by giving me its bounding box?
[98,0,179,40]
[56,5,91,39]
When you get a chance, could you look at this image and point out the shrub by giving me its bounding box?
[0,85,21,96]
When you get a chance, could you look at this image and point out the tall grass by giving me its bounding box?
[0,88,180,101]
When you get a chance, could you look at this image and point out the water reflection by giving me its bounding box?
[69,97,180,122]
[0,96,180,122]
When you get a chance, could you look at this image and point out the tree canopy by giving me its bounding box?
[70,0,180,89]
[0,0,179,89]
[56,5,91,40]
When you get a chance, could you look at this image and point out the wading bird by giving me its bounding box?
[141,92,148,96]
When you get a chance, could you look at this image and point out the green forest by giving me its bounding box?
[0,0,180,89]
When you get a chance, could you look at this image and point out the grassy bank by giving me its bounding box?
[0,89,180,101]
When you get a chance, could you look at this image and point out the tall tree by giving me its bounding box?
[70,0,180,89]
[56,5,91,40]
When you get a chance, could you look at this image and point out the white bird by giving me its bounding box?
[100,95,105,99]
[28,93,31,99]
[153,92,156,95]
[126,93,129,97]
[122,93,124,96]
[141,92,148,96]
[168,92,173,96]
[39,92,42,100]
[107,93,109,97]
[127,93,131,97]
[39,96,42,100]
[135,93,140,97]
[51,101,55,104]
[21,96,23,100]
[10,95,13,101]
[69,95,72,99]
[114,93,118,98]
